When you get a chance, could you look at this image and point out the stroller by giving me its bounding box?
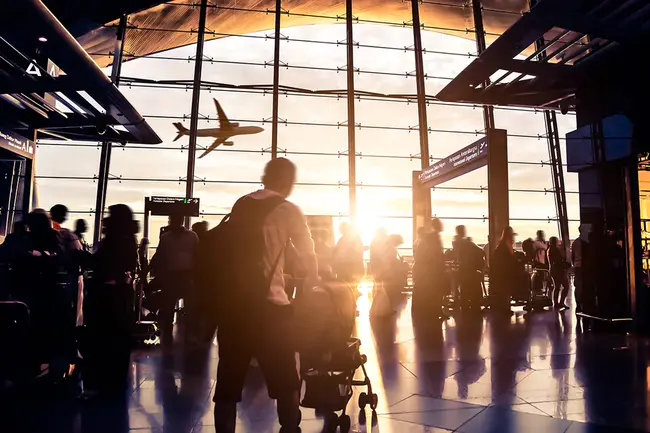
[295,282,377,433]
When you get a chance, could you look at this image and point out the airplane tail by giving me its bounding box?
[173,122,188,142]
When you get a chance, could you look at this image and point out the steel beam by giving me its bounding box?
[410,0,430,170]
[544,110,571,256]
[346,0,357,222]
[271,0,282,159]
[471,0,495,130]
[184,0,208,227]
[530,0,570,254]
[93,14,126,245]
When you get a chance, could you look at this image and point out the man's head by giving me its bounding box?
[262,157,297,198]
[192,220,209,236]
[536,230,546,241]
[339,222,351,237]
[455,225,466,238]
[501,226,517,244]
[75,219,88,234]
[549,236,559,247]
[431,218,443,233]
[50,204,68,224]
[168,213,184,228]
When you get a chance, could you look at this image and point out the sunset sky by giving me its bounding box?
[35,23,579,250]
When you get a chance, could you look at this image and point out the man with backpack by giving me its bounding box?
[213,158,319,433]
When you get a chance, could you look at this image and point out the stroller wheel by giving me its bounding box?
[371,410,379,427]
[324,412,338,433]
[359,409,367,425]
[339,414,351,433]
[370,393,379,410]
[358,392,368,409]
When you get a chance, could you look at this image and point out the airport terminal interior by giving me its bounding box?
[2,0,650,432]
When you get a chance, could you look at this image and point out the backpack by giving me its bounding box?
[195,195,286,318]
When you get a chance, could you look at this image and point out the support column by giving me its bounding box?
[545,110,571,257]
[624,163,641,325]
[271,0,282,159]
[412,171,431,248]
[487,129,509,253]
[22,130,36,219]
[346,0,357,222]
[410,0,432,232]
[410,0,430,171]
[93,14,127,245]
[471,0,495,130]
[185,0,208,227]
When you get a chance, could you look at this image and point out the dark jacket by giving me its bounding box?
[490,241,518,297]
[548,245,569,276]
[93,235,139,284]
[413,231,445,289]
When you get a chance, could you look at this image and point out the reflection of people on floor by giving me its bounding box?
[452,313,486,399]
[155,356,211,433]
[488,311,529,414]
[412,311,446,398]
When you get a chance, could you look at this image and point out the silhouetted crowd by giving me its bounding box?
[0,157,630,433]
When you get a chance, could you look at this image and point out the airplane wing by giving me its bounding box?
[198,137,226,159]
[214,99,235,129]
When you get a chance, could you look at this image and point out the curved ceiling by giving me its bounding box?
[75,0,529,68]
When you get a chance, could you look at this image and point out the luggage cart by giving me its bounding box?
[525,267,554,311]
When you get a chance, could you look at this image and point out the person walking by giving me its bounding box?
[571,225,589,313]
[412,218,447,320]
[490,226,518,316]
[74,219,90,252]
[213,158,318,433]
[454,226,484,311]
[548,237,570,310]
[332,223,364,289]
[84,204,139,398]
[150,213,199,351]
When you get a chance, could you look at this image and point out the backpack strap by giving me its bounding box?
[231,195,286,219]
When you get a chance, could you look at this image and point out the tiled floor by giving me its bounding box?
[3,285,650,433]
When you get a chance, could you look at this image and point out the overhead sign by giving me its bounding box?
[0,129,35,159]
[149,196,200,217]
[420,136,488,187]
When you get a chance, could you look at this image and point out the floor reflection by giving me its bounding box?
[2,282,650,433]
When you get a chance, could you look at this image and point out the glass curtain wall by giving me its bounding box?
[33,0,579,253]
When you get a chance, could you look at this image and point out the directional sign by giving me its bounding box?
[149,196,200,217]
[0,129,35,159]
[420,136,488,187]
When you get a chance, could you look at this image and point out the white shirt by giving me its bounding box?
[533,239,548,264]
[247,189,318,306]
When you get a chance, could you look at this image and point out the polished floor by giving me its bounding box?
[3,284,650,433]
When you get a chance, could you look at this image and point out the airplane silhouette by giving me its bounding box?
[173,99,264,158]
